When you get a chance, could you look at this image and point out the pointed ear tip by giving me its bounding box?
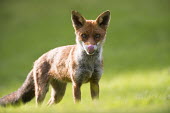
[71,10,82,17]
[71,10,77,14]
[105,10,111,15]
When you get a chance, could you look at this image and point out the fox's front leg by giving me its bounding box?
[90,81,99,100]
[72,83,81,103]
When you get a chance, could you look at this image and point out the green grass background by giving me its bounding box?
[0,0,170,113]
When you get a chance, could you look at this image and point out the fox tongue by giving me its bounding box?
[88,45,95,54]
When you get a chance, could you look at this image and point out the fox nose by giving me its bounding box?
[87,45,95,54]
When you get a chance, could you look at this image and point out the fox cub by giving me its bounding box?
[0,10,111,106]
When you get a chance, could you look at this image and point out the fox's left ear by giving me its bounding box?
[96,10,111,30]
[71,11,86,30]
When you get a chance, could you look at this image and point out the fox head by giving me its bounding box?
[71,10,111,55]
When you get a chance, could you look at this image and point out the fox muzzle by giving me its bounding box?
[83,44,97,55]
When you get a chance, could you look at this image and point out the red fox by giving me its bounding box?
[0,10,110,106]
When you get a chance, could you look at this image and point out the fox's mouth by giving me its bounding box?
[86,51,95,55]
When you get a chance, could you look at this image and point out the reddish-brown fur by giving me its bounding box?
[77,20,106,45]
[0,10,110,106]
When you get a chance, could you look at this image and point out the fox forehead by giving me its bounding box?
[76,20,106,35]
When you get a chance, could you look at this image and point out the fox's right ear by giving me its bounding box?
[71,11,86,30]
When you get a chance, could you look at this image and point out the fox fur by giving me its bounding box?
[0,10,111,106]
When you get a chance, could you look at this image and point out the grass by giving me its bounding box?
[0,0,170,113]
[0,70,169,113]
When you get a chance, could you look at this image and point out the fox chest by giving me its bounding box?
[74,61,102,83]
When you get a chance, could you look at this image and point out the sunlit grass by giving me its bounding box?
[0,69,169,113]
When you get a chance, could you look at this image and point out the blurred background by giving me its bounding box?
[0,0,170,112]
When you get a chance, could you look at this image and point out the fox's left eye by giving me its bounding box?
[94,34,100,39]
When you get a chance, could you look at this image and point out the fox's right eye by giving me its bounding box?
[81,34,88,39]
